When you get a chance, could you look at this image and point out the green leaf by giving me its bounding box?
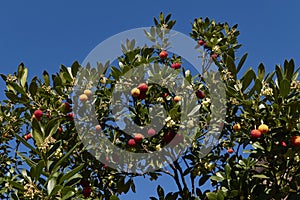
[45,118,63,137]
[285,59,295,81]
[237,53,248,73]
[47,177,56,196]
[43,71,50,86]
[241,68,256,92]
[226,55,237,78]
[9,181,24,191]
[257,63,265,81]
[275,65,284,84]
[279,79,290,98]
[32,119,44,147]
[20,67,28,88]
[157,185,164,199]
[59,165,84,185]
[18,153,37,169]
[110,195,120,200]
[206,192,218,200]
[252,174,269,179]
[29,79,38,97]
[61,187,75,200]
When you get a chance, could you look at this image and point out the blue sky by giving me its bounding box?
[1,0,300,199]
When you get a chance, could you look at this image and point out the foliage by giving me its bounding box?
[0,12,299,200]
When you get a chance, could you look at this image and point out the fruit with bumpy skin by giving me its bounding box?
[147,128,156,137]
[137,83,148,93]
[83,186,92,198]
[171,63,181,69]
[24,133,32,140]
[196,90,205,99]
[227,148,234,154]
[198,39,205,46]
[174,96,181,103]
[67,113,74,120]
[95,125,101,131]
[58,126,63,133]
[128,139,136,147]
[250,129,262,138]
[291,136,300,146]
[84,89,92,97]
[159,50,168,59]
[233,123,241,131]
[131,88,140,98]
[134,133,144,142]
[258,124,269,134]
[34,109,43,121]
[79,94,88,102]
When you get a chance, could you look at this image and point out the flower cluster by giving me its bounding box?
[291,80,300,91]
[165,116,176,127]
[24,182,41,199]
[260,82,273,96]
[38,136,56,153]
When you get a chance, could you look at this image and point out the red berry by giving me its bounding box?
[291,136,300,146]
[163,92,169,98]
[147,128,156,137]
[24,133,32,140]
[211,54,218,59]
[280,141,287,147]
[198,39,205,46]
[33,109,43,121]
[95,125,101,131]
[128,139,136,147]
[134,133,144,142]
[67,113,74,120]
[83,186,92,198]
[58,126,63,133]
[250,129,262,138]
[203,42,208,48]
[63,102,71,111]
[227,148,234,154]
[137,83,148,93]
[196,90,205,99]
[159,50,168,59]
[174,96,181,103]
[171,63,181,69]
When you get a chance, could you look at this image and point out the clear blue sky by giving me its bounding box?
[1,1,300,199]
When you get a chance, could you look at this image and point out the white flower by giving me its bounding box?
[156,144,162,151]
[185,70,191,77]
[119,61,124,69]
[259,104,265,109]
[165,116,172,122]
